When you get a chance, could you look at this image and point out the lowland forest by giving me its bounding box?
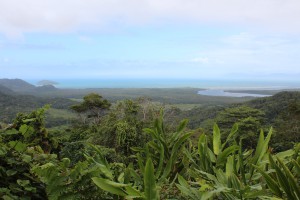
[0,78,299,199]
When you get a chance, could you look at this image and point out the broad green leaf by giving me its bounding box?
[17,179,30,187]
[24,186,36,192]
[238,139,246,185]
[259,128,273,162]
[117,172,124,183]
[228,174,241,190]
[144,158,158,200]
[275,149,294,160]
[276,157,300,198]
[87,144,109,166]
[22,154,32,163]
[131,147,145,152]
[226,155,234,178]
[203,187,228,200]
[3,129,18,135]
[161,132,192,180]
[137,153,145,173]
[254,165,282,197]
[148,141,161,152]
[125,186,144,198]
[19,124,29,136]
[213,123,221,155]
[251,128,273,179]
[171,119,189,143]
[177,119,188,133]
[244,190,268,199]
[22,118,35,123]
[214,168,227,185]
[176,175,201,200]
[84,152,114,180]
[194,169,218,183]
[6,170,17,176]
[19,124,34,138]
[269,155,295,200]
[92,177,127,196]
[8,141,27,152]
[258,196,283,200]
[217,145,239,166]
[178,175,189,188]
[253,130,265,164]
[222,123,239,149]
[293,160,300,176]
[0,147,7,156]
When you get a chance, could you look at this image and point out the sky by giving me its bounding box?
[0,0,300,84]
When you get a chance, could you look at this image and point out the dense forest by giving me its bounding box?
[0,79,299,199]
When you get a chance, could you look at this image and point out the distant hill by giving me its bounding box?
[35,85,58,92]
[0,78,58,94]
[183,91,300,128]
[181,91,300,151]
[0,78,36,92]
[0,84,14,95]
[243,91,300,123]
[37,80,58,86]
[0,90,76,125]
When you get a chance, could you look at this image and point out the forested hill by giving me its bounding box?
[181,91,300,132]
[0,78,58,94]
[0,84,15,95]
[0,78,36,92]
[180,91,300,151]
[0,91,75,123]
[243,91,300,123]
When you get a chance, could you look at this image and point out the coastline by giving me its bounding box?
[198,89,272,97]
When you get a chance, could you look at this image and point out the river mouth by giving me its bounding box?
[198,89,272,97]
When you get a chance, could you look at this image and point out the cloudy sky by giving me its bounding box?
[1,0,300,84]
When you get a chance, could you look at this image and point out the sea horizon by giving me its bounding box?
[26,78,300,90]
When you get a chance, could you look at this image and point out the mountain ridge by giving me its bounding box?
[0,78,58,94]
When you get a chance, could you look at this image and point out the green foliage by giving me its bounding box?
[1,91,300,200]
[32,158,108,199]
[0,89,75,124]
[0,106,58,199]
[94,99,147,156]
[176,124,298,200]
[273,101,300,151]
[215,106,266,149]
[71,93,111,124]
[86,111,193,199]
[255,151,300,199]
[84,113,298,199]
[144,158,159,200]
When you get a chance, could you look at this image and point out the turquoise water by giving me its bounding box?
[198,90,272,97]
[27,79,300,89]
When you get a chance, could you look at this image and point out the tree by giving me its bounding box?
[95,99,145,156]
[273,101,300,151]
[71,93,111,124]
[215,106,266,149]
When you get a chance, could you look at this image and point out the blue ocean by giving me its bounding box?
[27,79,300,89]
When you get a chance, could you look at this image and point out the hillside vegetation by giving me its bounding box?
[0,90,75,126]
[0,100,299,199]
[0,79,299,199]
[0,88,300,199]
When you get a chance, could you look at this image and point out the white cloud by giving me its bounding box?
[1,0,300,37]
[191,32,300,75]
